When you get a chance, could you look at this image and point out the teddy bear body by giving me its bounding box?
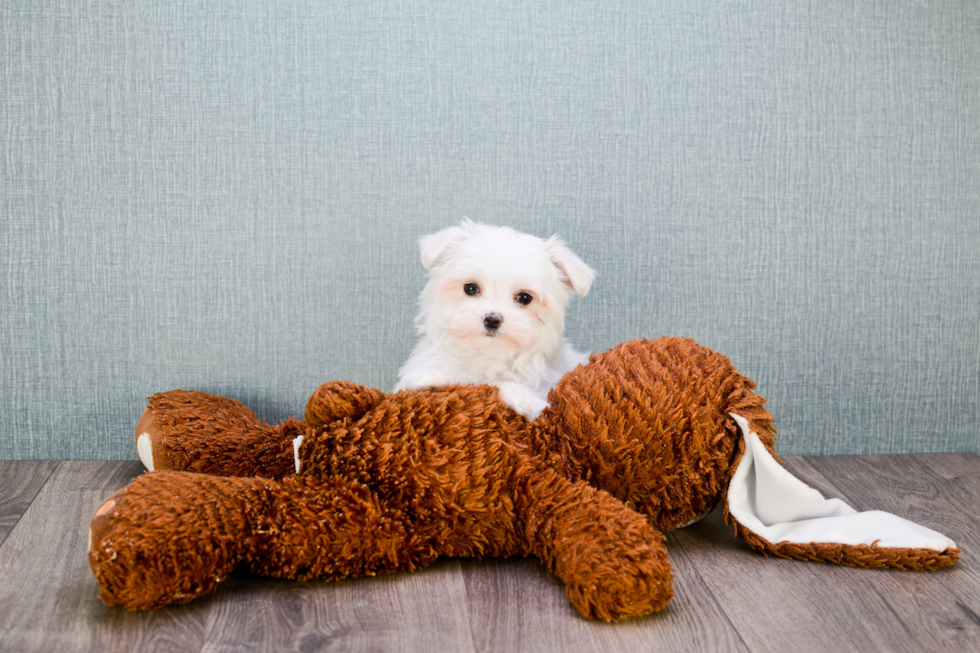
[90,337,954,621]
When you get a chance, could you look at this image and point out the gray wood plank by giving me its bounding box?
[669,454,966,653]
[0,456,976,652]
[0,460,59,547]
[0,461,215,653]
[0,460,478,653]
[199,560,477,653]
[805,453,980,651]
[780,455,853,501]
[673,509,934,653]
[461,546,748,652]
[910,453,980,500]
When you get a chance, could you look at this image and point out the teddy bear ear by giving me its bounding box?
[419,218,477,270]
[546,235,596,297]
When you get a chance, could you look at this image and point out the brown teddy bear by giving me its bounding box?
[87,338,960,621]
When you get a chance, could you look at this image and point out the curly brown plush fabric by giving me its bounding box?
[731,524,960,570]
[88,337,959,621]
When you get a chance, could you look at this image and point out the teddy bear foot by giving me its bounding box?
[88,484,211,610]
[88,472,267,610]
[134,390,301,478]
[135,407,169,472]
[523,471,674,621]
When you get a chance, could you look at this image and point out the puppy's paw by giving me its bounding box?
[395,372,455,392]
[496,382,549,420]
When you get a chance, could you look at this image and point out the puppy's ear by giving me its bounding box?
[419,219,476,270]
[546,236,596,297]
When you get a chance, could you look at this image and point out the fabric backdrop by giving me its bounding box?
[2,0,978,459]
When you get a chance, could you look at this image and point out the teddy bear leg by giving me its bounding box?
[244,475,441,581]
[88,471,274,610]
[136,390,300,478]
[520,470,673,621]
[89,472,442,610]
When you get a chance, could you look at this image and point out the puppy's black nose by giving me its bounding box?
[484,313,503,330]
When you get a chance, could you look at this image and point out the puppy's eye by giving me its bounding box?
[464,283,480,296]
[515,292,533,305]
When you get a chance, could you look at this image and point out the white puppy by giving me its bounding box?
[395,219,595,420]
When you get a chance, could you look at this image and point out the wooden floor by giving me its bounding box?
[0,454,977,652]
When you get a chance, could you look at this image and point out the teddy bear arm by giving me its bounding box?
[519,470,674,621]
[305,381,387,429]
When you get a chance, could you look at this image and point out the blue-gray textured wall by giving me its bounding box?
[2,1,978,460]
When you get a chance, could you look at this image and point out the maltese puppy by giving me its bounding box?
[394,219,595,420]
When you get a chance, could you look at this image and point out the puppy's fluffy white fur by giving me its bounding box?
[395,219,595,420]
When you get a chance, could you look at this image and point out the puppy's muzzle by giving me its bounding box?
[483,313,503,332]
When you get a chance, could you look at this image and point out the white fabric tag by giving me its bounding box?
[727,413,956,551]
[293,435,304,474]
